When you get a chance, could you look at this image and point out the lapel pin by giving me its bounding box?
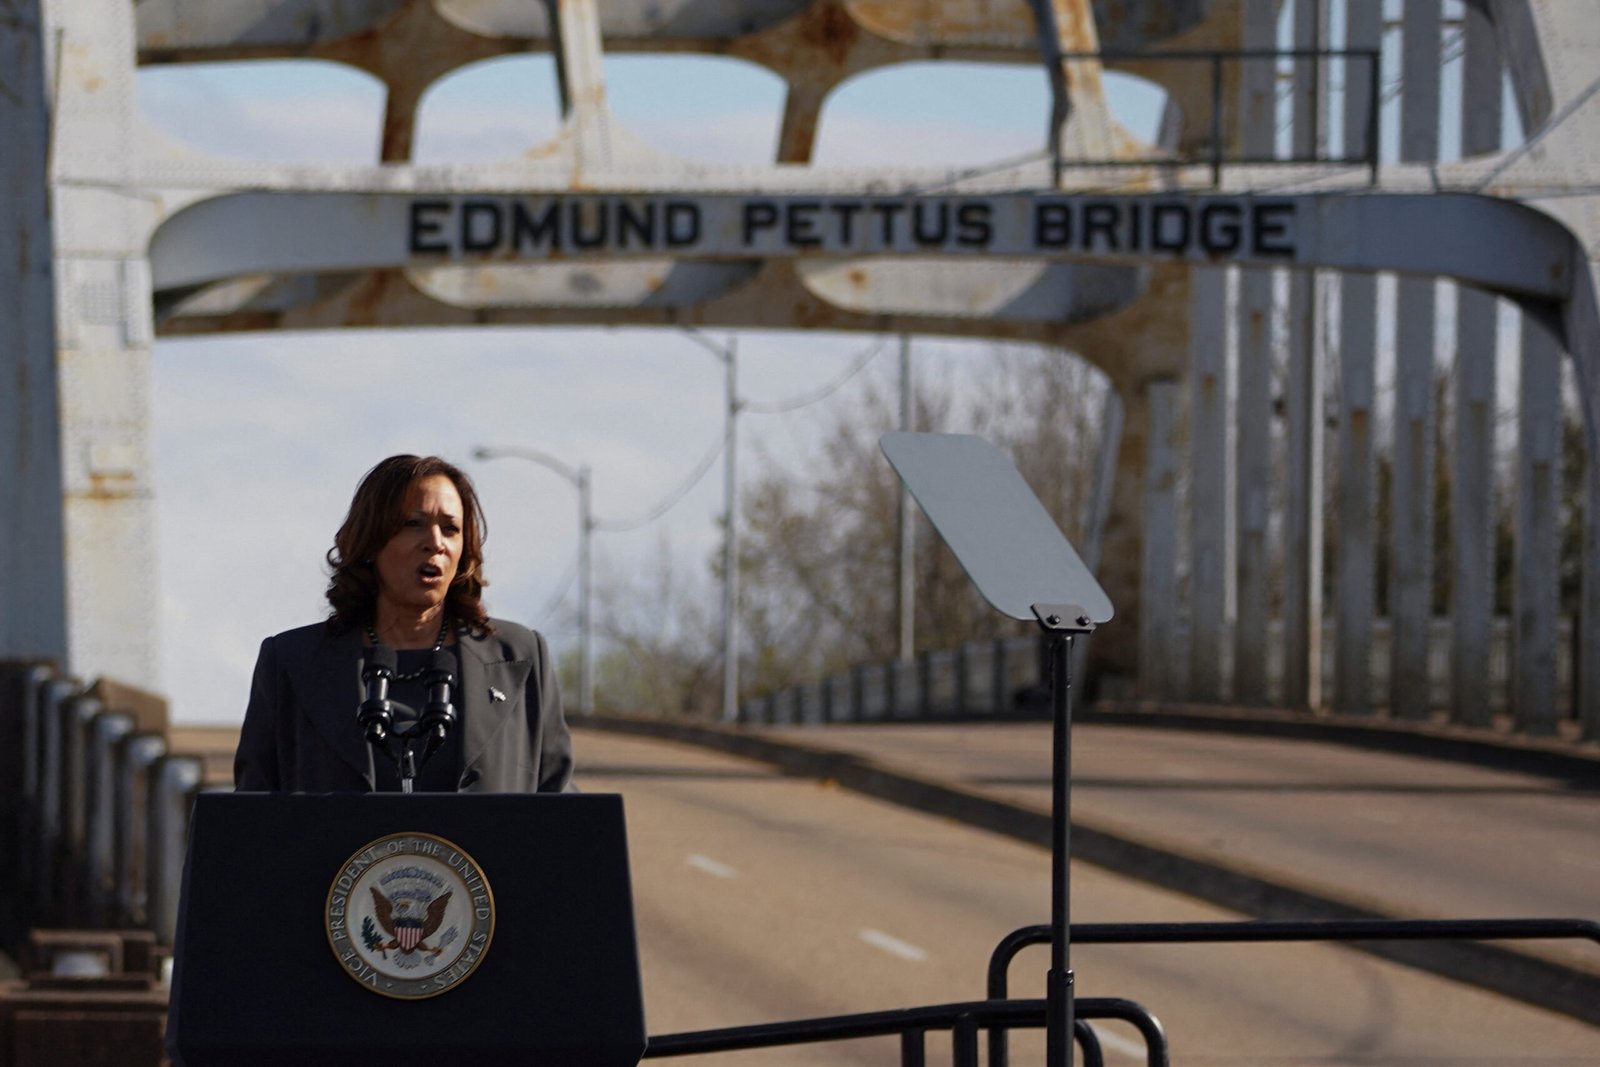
[489,687,507,703]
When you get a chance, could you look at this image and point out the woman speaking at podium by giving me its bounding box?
[233,454,575,794]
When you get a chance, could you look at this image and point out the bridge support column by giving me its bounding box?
[1390,0,1443,721]
[1512,316,1561,734]
[1281,266,1323,711]
[1331,0,1383,719]
[1085,266,1192,696]
[1450,3,1504,729]
[1187,268,1228,703]
[1281,1,1327,711]
[1139,378,1181,700]
[0,0,68,667]
[44,0,162,689]
[1486,0,1600,737]
[1232,0,1275,706]
[1389,277,1436,722]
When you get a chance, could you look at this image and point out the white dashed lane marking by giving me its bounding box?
[685,853,738,879]
[1089,1024,1151,1061]
[858,928,929,962]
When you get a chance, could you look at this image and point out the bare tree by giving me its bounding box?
[585,343,1113,717]
[737,344,1111,701]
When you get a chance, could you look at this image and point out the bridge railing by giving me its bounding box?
[741,615,1586,739]
[741,636,1047,725]
[0,660,213,959]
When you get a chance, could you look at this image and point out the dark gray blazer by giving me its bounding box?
[234,619,574,793]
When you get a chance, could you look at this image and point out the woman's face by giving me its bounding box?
[373,474,464,618]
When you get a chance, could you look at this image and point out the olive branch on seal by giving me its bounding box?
[361,915,386,956]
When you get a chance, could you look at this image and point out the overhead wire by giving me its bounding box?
[536,551,580,621]
[742,336,889,414]
[588,333,890,533]
[592,431,726,534]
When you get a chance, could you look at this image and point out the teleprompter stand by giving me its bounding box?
[881,431,1114,1067]
[166,793,645,1067]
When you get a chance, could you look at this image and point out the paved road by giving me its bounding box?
[737,721,1600,941]
[578,728,1600,1066]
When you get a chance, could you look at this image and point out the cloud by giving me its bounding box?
[139,65,385,163]
[153,322,908,721]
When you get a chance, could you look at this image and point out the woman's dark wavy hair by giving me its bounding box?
[325,455,493,635]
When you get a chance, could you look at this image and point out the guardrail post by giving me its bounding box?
[955,644,970,718]
[35,678,76,923]
[84,711,134,927]
[993,638,1009,716]
[59,692,103,926]
[1,661,55,946]
[147,754,204,947]
[115,732,167,928]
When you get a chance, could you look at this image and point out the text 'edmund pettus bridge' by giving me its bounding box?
[405,194,1299,262]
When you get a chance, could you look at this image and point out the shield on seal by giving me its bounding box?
[397,921,423,952]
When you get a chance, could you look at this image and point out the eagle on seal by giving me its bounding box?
[370,886,452,957]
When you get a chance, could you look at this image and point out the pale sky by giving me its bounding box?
[141,54,1167,723]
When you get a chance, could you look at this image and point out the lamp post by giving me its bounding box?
[681,329,741,723]
[472,445,594,717]
[897,333,915,663]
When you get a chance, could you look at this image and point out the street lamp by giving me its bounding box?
[472,445,594,717]
[681,328,741,723]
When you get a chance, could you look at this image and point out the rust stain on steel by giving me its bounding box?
[316,0,509,134]
[847,1,1035,46]
[785,1,862,66]
[735,1,872,79]
[63,40,106,94]
[82,474,138,501]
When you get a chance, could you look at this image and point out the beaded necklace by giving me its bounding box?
[365,618,450,682]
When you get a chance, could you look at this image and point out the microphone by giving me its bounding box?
[419,648,457,756]
[357,644,397,744]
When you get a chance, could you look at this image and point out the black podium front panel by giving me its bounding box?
[168,793,645,1066]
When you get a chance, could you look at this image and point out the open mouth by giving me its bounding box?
[418,563,444,582]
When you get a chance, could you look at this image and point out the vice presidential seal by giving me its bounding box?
[325,832,495,999]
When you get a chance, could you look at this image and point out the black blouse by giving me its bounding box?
[371,646,464,792]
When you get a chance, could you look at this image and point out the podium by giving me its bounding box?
[167,793,645,1066]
